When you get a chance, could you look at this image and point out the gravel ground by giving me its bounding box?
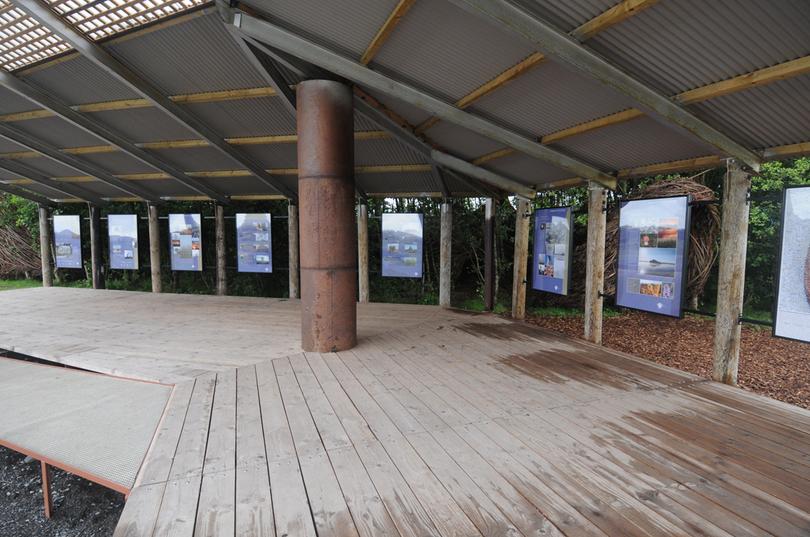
[526,310,810,409]
[0,446,124,537]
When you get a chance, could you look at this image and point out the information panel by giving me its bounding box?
[774,186,810,342]
[616,196,690,317]
[108,214,139,270]
[169,213,202,272]
[532,207,573,295]
[382,213,423,278]
[53,214,82,269]
[236,213,273,273]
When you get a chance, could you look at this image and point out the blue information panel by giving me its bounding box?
[532,207,573,295]
[108,214,139,270]
[774,186,810,343]
[53,214,82,269]
[236,213,273,273]
[616,196,690,317]
[169,213,202,272]
[382,213,423,278]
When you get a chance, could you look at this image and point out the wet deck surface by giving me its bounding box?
[1,288,809,536]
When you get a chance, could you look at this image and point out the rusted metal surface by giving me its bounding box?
[38,204,53,287]
[41,461,53,519]
[713,161,750,385]
[89,204,105,290]
[297,80,357,352]
[147,203,162,293]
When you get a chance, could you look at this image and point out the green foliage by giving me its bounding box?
[0,278,41,291]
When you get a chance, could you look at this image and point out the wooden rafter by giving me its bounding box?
[360,0,415,65]
[570,0,658,41]
[0,130,391,160]
[472,53,810,166]
[5,163,436,184]
[414,0,656,135]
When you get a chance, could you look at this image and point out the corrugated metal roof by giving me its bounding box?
[18,156,95,177]
[586,0,810,95]
[468,59,636,138]
[483,152,571,185]
[184,98,296,138]
[149,146,244,171]
[194,175,283,196]
[0,86,43,115]
[107,12,267,95]
[356,171,438,195]
[89,108,198,143]
[511,0,618,33]
[0,138,28,153]
[77,151,158,175]
[65,179,142,198]
[11,116,105,148]
[688,74,810,149]
[0,180,68,199]
[355,137,426,166]
[237,143,297,170]
[371,0,535,102]
[21,56,138,104]
[552,115,718,170]
[363,91,434,127]
[246,0,399,59]
[424,121,505,160]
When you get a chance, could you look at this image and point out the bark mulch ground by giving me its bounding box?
[526,310,810,410]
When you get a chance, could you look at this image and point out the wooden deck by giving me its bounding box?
[1,288,809,537]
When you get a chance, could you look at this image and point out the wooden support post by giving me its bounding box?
[439,200,452,308]
[713,160,751,385]
[288,202,300,299]
[147,203,162,293]
[38,204,53,287]
[89,204,105,289]
[584,182,606,344]
[511,198,531,319]
[357,202,370,303]
[215,204,227,296]
[483,198,495,311]
[41,461,53,519]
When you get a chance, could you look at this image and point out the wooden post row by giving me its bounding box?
[38,204,53,288]
[215,204,227,296]
[713,160,751,385]
[439,200,452,308]
[584,182,606,344]
[511,198,531,319]
[357,202,370,303]
[147,203,162,293]
[89,205,105,290]
[483,198,495,311]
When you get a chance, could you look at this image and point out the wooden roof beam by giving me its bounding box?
[0,69,231,203]
[14,0,297,200]
[360,0,416,65]
[415,0,657,134]
[473,54,810,165]
[449,0,762,171]
[230,11,615,190]
[0,181,55,205]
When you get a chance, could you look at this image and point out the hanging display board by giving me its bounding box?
[381,213,423,278]
[236,213,273,273]
[169,213,202,272]
[616,196,690,317]
[53,214,82,269]
[108,214,139,270]
[774,186,810,343]
[532,207,573,295]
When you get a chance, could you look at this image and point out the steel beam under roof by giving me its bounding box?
[447,0,763,172]
[0,181,54,205]
[230,9,617,191]
[0,158,106,205]
[13,0,298,201]
[0,71,230,204]
[0,121,159,201]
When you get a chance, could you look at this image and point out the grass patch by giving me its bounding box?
[0,279,41,291]
[527,305,623,319]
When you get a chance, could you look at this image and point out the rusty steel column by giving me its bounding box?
[297,80,357,352]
